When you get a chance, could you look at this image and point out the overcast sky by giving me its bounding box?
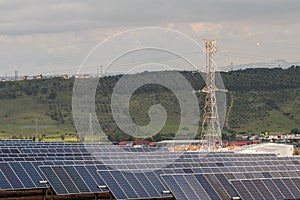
[0,0,300,76]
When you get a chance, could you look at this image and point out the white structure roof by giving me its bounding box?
[235,143,294,157]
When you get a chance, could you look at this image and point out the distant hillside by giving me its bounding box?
[0,66,299,141]
[220,60,300,71]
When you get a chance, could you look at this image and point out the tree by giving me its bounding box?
[291,128,299,135]
[60,133,65,141]
[48,92,57,99]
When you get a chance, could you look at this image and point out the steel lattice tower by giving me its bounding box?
[200,40,222,151]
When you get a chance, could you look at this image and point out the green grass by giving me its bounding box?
[0,68,300,141]
[0,96,75,140]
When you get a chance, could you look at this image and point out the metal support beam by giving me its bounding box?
[94,193,98,200]
[50,188,54,200]
[42,188,46,200]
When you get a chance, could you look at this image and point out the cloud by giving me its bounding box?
[1,0,300,35]
[0,0,300,75]
[190,22,222,35]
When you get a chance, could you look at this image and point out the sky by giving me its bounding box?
[0,0,300,76]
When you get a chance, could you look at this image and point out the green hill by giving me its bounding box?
[0,66,299,142]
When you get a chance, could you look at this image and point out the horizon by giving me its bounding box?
[1,62,299,80]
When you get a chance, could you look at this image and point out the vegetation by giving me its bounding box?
[0,66,299,142]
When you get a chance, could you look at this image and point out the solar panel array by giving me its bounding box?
[0,139,300,200]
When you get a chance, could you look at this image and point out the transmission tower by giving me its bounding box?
[200,39,222,152]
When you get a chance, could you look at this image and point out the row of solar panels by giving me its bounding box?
[1,157,300,169]
[1,154,282,162]
[0,145,169,152]
[0,146,165,153]
[1,140,299,200]
[38,165,300,200]
[36,154,300,200]
[162,173,300,200]
[1,153,300,168]
[0,157,299,194]
[0,147,282,159]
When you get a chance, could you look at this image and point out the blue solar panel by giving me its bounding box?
[0,170,12,190]
[176,175,208,199]
[20,162,47,188]
[230,178,300,200]
[52,166,80,194]
[242,180,265,199]
[40,165,106,195]
[194,174,220,200]
[10,162,36,189]
[40,166,69,195]
[63,166,91,193]
[122,172,150,198]
[75,166,104,193]
[98,170,128,199]
[146,171,172,198]
[283,179,300,199]
[84,165,106,186]
[161,174,188,200]
[214,174,239,196]
[0,163,25,190]
[162,174,216,200]
[134,171,161,197]
[273,179,295,199]
[98,170,172,200]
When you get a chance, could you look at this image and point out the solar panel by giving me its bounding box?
[175,174,211,199]
[214,173,239,197]
[74,166,104,193]
[98,170,172,200]
[39,165,107,195]
[20,162,47,188]
[194,174,221,200]
[282,179,300,199]
[0,170,12,190]
[162,174,221,200]
[204,173,233,199]
[10,162,36,189]
[39,166,69,195]
[274,179,295,199]
[52,166,81,194]
[0,162,24,190]
[230,178,300,200]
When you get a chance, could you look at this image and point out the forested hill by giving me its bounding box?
[0,66,299,141]
[222,66,300,91]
